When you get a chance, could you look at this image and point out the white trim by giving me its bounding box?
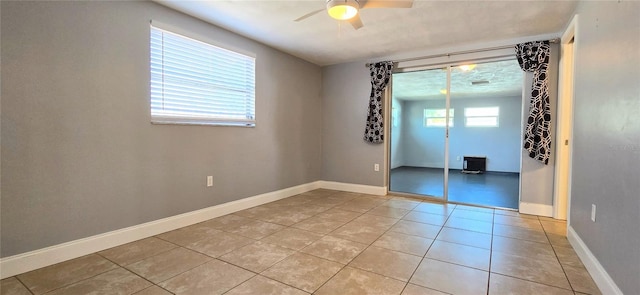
[318,181,387,196]
[519,202,553,217]
[0,181,322,279]
[567,226,622,295]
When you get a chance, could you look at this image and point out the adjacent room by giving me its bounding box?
[1,1,638,295]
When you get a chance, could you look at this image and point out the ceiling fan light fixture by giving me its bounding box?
[327,0,359,20]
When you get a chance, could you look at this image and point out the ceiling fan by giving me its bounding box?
[294,0,414,30]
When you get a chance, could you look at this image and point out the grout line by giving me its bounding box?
[13,276,36,295]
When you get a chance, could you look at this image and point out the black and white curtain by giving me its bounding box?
[364,61,393,144]
[515,41,552,165]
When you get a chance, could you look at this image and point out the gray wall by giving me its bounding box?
[520,44,559,206]
[399,95,522,172]
[1,1,322,257]
[321,62,385,186]
[569,1,640,293]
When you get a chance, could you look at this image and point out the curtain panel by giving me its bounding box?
[364,61,394,144]
[515,41,552,165]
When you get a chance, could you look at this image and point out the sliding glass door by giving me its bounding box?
[389,59,523,209]
[389,67,450,201]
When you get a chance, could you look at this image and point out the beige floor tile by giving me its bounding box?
[300,236,368,264]
[352,213,400,228]
[201,214,254,230]
[159,259,254,295]
[291,215,347,234]
[262,253,343,293]
[454,205,494,214]
[380,198,422,210]
[125,247,211,284]
[261,228,323,250]
[444,217,493,234]
[156,223,222,246]
[426,240,490,270]
[413,203,455,216]
[316,208,362,222]
[410,258,488,294]
[226,275,309,295]
[349,246,422,282]
[435,226,492,249]
[253,209,315,226]
[330,221,389,244]
[402,211,449,226]
[17,254,117,295]
[401,284,449,295]
[563,265,602,295]
[44,268,151,295]
[548,233,572,248]
[234,205,276,219]
[315,267,406,295]
[492,236,555,260]
[133,285,173,295]
[553,245,585,268]
[335,198,387,213]
[489,273,574,295]
[541,220,567,235]
[538,216,567,223]
[491,251,571,290]
[493,223,549,243]
[450,209,494,222]
[493,215,543,231]
[367,206,411,218]
[389,220,442,239]
[99,237,177,266]
[219,241,294,272]
[184,231,254,257]
[372,231,433,256]
[494,210,538,219]
[0,277,31,295]
[224,220,285,239]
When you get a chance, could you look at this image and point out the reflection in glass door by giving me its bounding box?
[389,67,450,201]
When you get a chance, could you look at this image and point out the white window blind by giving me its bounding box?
[150,25,256,126]
[424,108,454,127]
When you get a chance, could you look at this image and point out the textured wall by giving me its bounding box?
[569,1,640,293]
[1,1,322,257]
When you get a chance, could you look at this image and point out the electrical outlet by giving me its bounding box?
[456,156,461,161]
[207,176,213,187]
[374,164,380,172]
[591,204,596,222]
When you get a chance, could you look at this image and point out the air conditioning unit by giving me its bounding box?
[462,156,486,174]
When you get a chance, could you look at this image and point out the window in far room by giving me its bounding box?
[150,25,256,126]
[424,108,454,127]
[464,107,499,127]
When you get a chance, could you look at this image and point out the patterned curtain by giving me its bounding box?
[515,41,552,165]
[364,61,394,144]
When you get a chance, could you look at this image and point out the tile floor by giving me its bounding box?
[1,189,601,295]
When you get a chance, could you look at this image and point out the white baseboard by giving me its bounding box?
[0,181,322,279]
[318,181,387,196]
[567,226,622,295]
[519,202,553,217]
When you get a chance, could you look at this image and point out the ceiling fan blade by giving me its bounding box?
[361,0,413,9]
[294,8,325,22]
[349,14,364,30]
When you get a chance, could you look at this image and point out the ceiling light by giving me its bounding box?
[327,0,359,20]
[459,64,476,72]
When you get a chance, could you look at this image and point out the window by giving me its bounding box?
[424,109,454,127]
[465,107,499,127]
[150,25,256,126]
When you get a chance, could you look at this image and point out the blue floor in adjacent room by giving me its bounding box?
[389,166,520,209]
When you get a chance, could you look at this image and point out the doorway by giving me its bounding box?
[389,59,523,209]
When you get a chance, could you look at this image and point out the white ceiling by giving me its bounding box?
[155,0,578,66]
[393,59,524,101]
